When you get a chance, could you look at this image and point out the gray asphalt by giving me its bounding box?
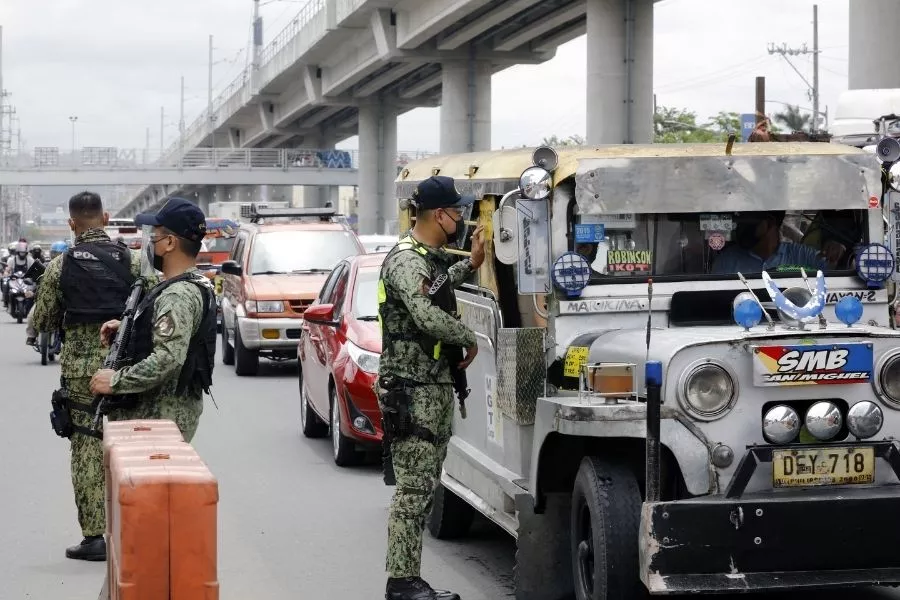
[1,308,898,600]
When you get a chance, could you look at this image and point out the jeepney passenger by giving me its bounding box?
[712,211,826,274]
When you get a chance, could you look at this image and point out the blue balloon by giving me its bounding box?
[835,296,864,326]
[733,299,763,329]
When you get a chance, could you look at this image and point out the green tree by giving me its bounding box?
[654,106,718,143]
[773,104,811,132]
[541,134,585,147]
[708,111,741,139]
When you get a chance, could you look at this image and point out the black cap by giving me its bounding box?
[135,197,207,242]
[412,176,475,210]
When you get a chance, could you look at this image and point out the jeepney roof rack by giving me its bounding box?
[247,204,341,224]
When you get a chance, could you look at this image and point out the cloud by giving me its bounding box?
[2,0,850,152]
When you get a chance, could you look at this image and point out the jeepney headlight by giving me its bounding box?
[679,362,736,420]
[519,167,552,200]
[847,401,883,439]
[878,352,900,407]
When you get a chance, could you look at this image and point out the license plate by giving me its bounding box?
[773,446,875,488]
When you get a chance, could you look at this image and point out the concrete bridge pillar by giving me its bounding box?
[358,100,398,235]
[849,0,900,89]
[440,59,492,154]
[586,0,654,144]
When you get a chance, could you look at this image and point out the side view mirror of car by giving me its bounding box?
[220,260,242,276]
[304,303,338,326]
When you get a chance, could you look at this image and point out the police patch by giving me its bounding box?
[154,314,175,338]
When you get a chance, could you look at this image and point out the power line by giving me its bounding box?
[767,4,822,131]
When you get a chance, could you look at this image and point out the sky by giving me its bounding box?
[0,0,850,154]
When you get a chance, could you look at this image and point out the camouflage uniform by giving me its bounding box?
[32,228,147,538]
[107,268,211,442]
[378,236,476,578]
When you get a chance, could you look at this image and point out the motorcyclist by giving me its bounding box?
[5,241,33,276]
[31,244,44,263]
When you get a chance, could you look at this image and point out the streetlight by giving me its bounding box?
[68,116,78,157]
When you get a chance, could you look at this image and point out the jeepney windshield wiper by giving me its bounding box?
[292,268,332,274]
[356,315,379,321]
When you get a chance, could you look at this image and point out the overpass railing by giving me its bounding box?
[5,147,369,171]
[163,0,329,160]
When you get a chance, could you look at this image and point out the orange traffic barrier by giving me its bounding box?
[102,420,219,600]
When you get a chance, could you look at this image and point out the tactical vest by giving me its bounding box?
[128,273,217,395]
[60,241,134,326]
[377,235,456,362]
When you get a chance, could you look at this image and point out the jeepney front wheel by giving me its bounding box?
[571,457,645,600]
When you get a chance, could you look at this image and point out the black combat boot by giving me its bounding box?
[65,536,106,561]
[25,336,36,346]
[386,577,460,600]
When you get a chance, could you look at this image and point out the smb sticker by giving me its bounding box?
[752,344,873,386]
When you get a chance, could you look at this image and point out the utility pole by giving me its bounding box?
[208,34,217,153]
[756,77,766,127]
[812,4,819,132]
[251,0,263,92]
[767,4,821,132]
[179,75,185,164]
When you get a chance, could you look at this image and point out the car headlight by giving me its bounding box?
[347,341,380,374]
[245,300,284,313]
[878,352,900,407]
[679,363,736,420]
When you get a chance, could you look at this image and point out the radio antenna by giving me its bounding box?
[645,278,653,364]
[738,272,776,329]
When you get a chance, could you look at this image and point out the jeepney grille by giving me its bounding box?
[496,328,545,426]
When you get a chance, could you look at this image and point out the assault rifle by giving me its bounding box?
[427,273,471,418]
[91,278,147,430]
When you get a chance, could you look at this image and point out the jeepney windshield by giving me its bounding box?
[571,209,869,283]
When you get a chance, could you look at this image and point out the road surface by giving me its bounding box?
[0,309,898,599]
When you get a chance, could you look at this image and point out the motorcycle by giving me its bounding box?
[35,329,62,365]
[7,273,34,324]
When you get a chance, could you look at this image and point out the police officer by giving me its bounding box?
[89,197,216,445]
[33,191,143,561]
[378,176,485,600]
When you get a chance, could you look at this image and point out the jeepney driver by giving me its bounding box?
[712,211,827,275]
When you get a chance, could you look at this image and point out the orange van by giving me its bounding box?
[219,206,364,376]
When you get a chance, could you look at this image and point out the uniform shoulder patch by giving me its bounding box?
[154,313,176,338]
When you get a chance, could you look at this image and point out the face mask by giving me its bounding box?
[440,210,465,247]
[145,239,166,272]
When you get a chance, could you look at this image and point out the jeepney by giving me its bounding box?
[395,142,900,598]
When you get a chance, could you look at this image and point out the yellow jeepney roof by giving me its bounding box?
[396,143,871,188]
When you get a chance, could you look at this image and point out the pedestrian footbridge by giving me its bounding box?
[0,147,358,187]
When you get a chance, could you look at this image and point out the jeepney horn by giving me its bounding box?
[877,137,900,163]
[532,146,559,171]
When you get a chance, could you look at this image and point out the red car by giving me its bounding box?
[298,253,385,466]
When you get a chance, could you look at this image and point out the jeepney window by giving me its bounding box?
[571,209,868,283]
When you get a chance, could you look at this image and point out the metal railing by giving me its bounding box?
[4,147,367,171]
[6,147,438,173]
[165,0,329,160]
